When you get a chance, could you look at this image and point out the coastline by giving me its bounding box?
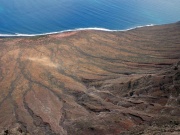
[2,21,180,38]
[0,24,155,37]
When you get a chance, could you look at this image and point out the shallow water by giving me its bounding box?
[0,0,180,35]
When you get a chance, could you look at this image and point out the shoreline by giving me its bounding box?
[0,20,179,38]
[0,24,155,37]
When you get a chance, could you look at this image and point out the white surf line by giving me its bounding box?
[0,24,155,37]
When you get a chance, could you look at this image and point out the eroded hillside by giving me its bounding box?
[0,23,180,135]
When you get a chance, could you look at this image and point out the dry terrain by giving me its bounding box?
[0,22,180,135]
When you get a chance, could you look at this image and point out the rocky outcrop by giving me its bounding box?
[0,22,180,134]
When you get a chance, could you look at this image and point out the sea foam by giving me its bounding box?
[0,24,154,37]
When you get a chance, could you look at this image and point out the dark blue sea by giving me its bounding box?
[0,0,180,36]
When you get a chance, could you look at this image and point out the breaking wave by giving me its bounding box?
[0,24,154,37]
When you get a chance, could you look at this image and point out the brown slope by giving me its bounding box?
[0,22,180,135]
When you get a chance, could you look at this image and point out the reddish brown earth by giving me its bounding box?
[0,22,180,135]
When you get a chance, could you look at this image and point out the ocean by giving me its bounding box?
[0,0,180,36]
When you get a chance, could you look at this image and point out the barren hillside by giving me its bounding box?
[0,22,180,135]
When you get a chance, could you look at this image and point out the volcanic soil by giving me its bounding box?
[0,22,180,135]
